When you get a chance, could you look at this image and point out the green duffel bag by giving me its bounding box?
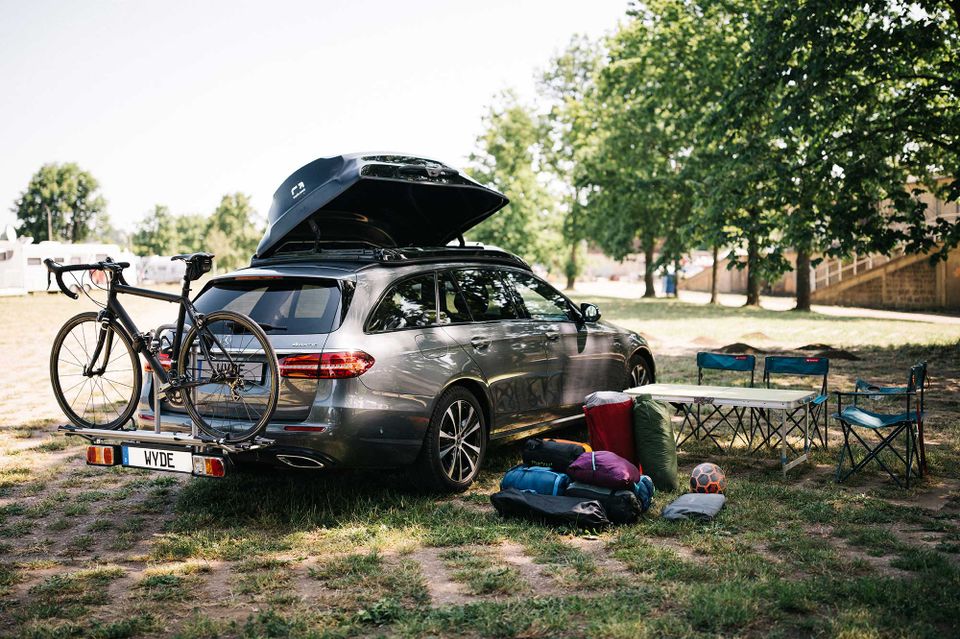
[632,397,679,492]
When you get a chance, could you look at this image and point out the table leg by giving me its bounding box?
[780,410,787,475]
[804,403,810,455]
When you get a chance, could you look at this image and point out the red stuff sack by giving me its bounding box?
[583,391,636,462]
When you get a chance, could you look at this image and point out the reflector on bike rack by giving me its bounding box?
[86,445,119,466]
[192,456,225,477]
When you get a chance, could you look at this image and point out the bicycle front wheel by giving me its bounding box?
[178,311,279,443]
[50,312,142,429]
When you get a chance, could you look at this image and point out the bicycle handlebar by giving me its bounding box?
[44,258,131,299]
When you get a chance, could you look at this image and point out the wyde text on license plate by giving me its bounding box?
[122,445,193,473]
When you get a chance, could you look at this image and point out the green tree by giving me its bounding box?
[711,0,960,310]
[132,205,177,255]
[538,35,603,289]
[205,193,262,271]
[175,213,209,254]
[12,162,107,242]
[468,91,560,268]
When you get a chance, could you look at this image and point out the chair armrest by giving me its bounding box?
[835,390,916,398]
[811,394,829,405]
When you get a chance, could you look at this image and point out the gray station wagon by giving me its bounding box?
[135,153,655,491]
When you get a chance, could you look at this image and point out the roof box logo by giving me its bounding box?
[291,181,306,199]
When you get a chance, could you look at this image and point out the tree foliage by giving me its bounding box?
[538,35,603,288]
[12,162,107,242]
[132,205,178,255]
[467,91,561,268]
[131,195,261,272]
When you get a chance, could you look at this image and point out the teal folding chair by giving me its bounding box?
[753,356,830,453]
[676,352,755,451]
[834,362,926,488]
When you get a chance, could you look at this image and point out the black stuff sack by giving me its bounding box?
[564,482,642,524]
[490,488,611,529]
[522,438,589,472]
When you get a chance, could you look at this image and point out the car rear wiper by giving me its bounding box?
[255,322,287,332]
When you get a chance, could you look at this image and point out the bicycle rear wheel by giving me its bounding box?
[50,312,142,429]
[178,310,279,443]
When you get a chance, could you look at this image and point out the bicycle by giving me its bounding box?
[45,252,280,443]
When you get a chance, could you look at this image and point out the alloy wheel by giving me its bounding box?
[630,360,651,387]
[438,399,483,483]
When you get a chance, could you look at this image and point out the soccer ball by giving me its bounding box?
[690,463,726,494]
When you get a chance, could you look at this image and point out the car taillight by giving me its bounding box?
[144,353,172,373]
[86,445,118,466]
[279,351,375,379]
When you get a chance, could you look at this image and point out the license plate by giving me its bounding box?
[122,445,193,473]
[194,359,264,384]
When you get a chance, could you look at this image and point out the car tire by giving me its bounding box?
[410,386,487,493]
[626,353,654,389]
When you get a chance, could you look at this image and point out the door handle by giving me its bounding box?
[470,336,489,350]
[544,331,559,341]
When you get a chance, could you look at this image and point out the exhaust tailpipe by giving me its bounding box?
[276,454,325,469]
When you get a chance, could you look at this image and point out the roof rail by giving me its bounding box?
[249,245,530,270]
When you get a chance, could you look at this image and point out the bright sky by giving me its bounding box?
[0,1,628,234]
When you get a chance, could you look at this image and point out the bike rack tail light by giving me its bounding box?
[86,445,119,466]
[192,455,226,477]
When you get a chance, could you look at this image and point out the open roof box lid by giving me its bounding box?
[255,153,509,258]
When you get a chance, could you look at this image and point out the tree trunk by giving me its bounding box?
[709,245,719,304]
[565,242,577,291]
[673,257,681,298]
[745,236,760,306]
[643,239,656,298]
[794,248,811,312]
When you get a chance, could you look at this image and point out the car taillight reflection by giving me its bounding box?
[279,351,375,379]
[144,353,172,373]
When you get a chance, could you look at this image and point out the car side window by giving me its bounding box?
[366,273,438,332]
[502,271,573,322]
[453,269,521,321]
[439,271,472,324]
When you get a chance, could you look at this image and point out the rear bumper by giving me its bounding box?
[135,403,428,470]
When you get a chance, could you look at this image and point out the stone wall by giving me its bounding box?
[811,251,958,310]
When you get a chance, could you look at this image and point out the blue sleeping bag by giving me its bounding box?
[501,464,570,496]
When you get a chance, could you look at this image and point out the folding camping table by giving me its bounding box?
[625,384,817,474]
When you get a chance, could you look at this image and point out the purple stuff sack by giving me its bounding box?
[566,451,641,490]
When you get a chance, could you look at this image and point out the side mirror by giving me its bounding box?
[580,303,601,322]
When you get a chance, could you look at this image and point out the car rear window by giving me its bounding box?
[193,279,346,334]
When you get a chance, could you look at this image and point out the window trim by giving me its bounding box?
[363,271,440,334]
[498,268,580,324]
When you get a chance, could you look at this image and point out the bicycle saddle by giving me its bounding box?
[171,252,215,264]
[172,252,215,281]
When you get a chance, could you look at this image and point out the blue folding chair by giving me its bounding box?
[677,353,756,451]
[853,361,928,473]
[834,362,926,488]
[753,356,830,453]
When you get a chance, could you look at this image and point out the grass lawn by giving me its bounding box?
[0,293,959,638]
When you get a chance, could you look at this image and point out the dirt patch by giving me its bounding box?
[718,342,767,354]
[691,336,721,347]
[408,547,473,607]
[804,524,912,578]
[741,332,773,341]
[816,348,860,361]
[883,477,960,512]
[797,343,835,352]
[563,536,635,580]
[499,541,563,597]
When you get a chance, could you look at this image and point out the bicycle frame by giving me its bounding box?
[93,272,235,392]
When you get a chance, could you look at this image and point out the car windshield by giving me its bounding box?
[193,278,346,334]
